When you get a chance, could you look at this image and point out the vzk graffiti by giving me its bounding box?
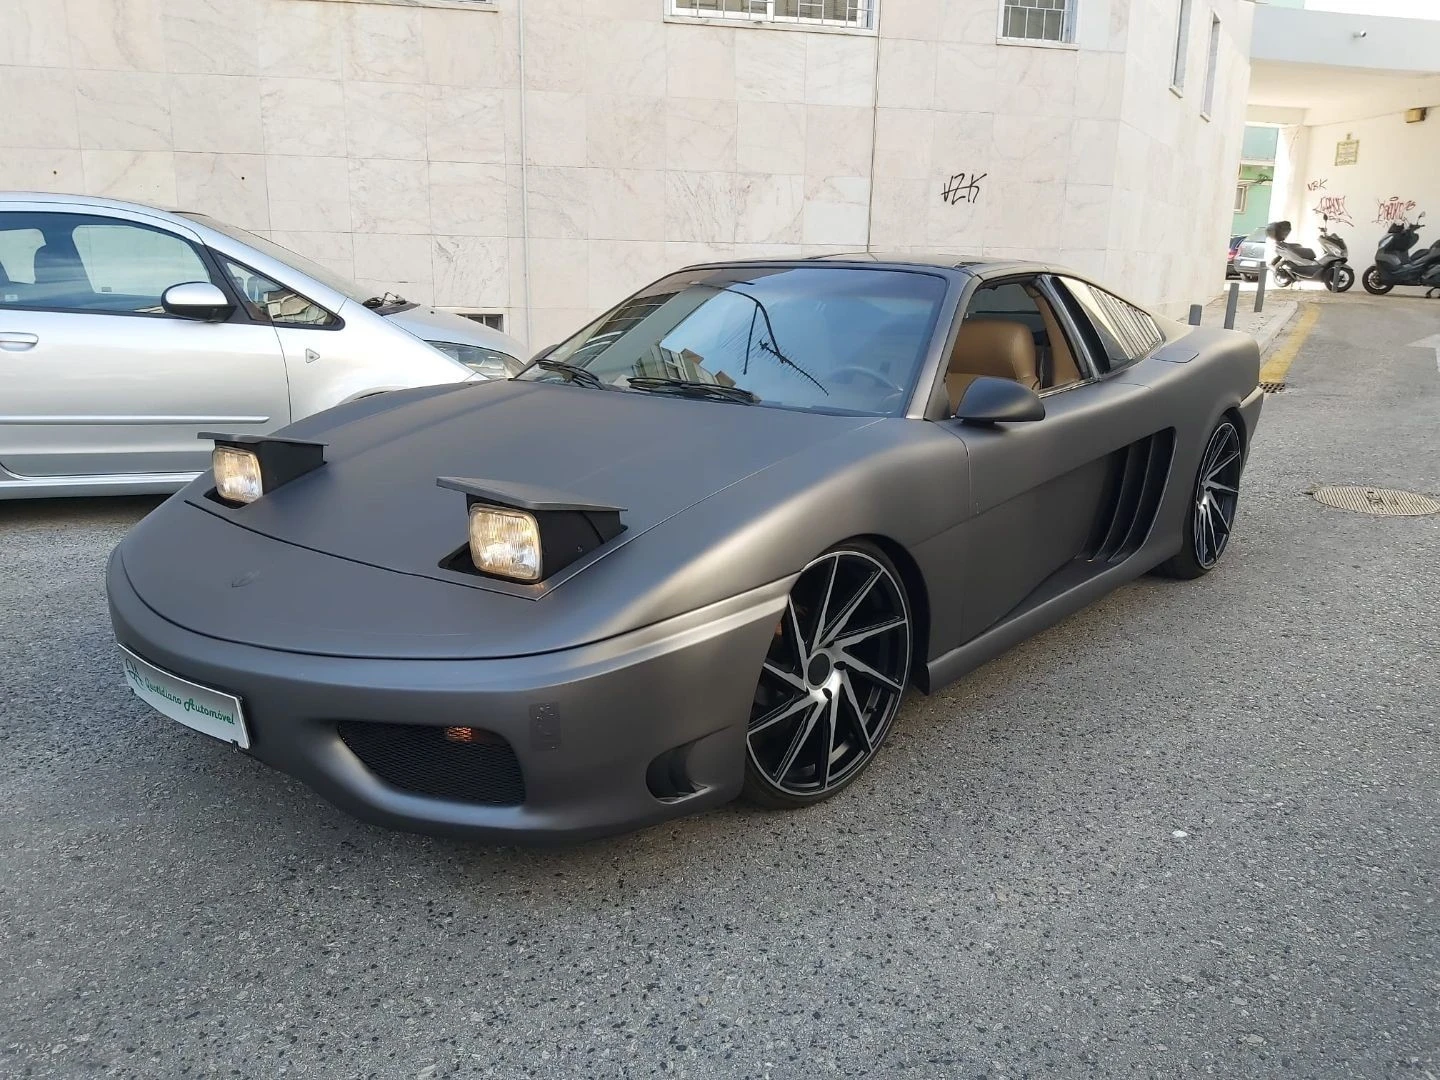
[1313,193,1353,227]
[1306,178,1328,191]
[941,172,987,206]
[1374,195,1418,224]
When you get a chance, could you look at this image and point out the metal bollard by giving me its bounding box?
[1188,304,1203,326]
[1224,282,1240,329]
[1254,267,1267,312]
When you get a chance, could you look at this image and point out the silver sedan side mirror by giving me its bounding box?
[162,282,235,322]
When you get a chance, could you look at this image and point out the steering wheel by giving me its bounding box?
[828,364,905,398]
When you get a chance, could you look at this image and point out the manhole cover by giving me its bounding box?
[1310,485,1440,516]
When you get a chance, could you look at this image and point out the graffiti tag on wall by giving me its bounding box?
[1313,194,1353,227]
[1306,179,1328,191]
[1374,195,1418,224]
[941,172,987,206]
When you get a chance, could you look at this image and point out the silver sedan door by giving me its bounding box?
[0,205,288,481]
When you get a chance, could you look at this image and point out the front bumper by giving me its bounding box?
[107,548,791,843]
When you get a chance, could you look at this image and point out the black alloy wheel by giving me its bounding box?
[1273,266,1296,287]
[1329,265,1355,293]
[1361,266,1393,295]
[743,543,912,808]
[1156,421,1244,580]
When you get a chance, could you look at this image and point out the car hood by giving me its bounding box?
[384,305,528,359]
[120,382,878,658]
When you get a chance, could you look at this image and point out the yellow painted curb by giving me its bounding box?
[1259,304,1320,385]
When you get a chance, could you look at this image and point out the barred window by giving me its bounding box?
[1000,0,1076,44]
[670,0,876,30]
[1059,279,1163,371]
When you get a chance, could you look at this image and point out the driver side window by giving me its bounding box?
[943,278,1088,413]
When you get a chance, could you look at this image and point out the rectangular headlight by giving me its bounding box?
[468,505,542,582]
[213,446,264,505]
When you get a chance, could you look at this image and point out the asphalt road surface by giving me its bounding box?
[3,293,1436,1080]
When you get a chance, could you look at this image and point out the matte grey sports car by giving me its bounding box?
[107,256,1263,843]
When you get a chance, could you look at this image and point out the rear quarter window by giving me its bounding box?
[1058,278,1164,372]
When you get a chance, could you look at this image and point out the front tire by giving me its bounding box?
[1361,266,1393,295]
[743,542,912,809]
[1329,265,1355,293]
[1155,421,1244,580]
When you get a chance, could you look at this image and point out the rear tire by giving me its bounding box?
[1273,266,1296,287]
[743,541,912,809]
[1361,266,1393,295]
[1155,420,1244,581]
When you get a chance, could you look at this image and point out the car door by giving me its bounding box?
[940,274,1169,642]
[0,205,288,480]
[208,254,462,421]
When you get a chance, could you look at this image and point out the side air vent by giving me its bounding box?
[1086,430,1176,563]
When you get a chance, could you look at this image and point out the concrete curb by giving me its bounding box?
[1253,301,1300,357]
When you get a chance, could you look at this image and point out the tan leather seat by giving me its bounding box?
[946,319,1040,412]
[1028,292,1083,387]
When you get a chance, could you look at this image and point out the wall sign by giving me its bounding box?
[1334,137,1359,167]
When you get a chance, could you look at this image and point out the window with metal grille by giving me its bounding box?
[453,311,506,331]
[1060,278,1164,371]
[670,0,876,30]
[1000,0,1076,43]
[1202,13,1221,117]
[1171,0,1192,91]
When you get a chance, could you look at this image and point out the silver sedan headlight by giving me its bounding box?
[427,341,522,379]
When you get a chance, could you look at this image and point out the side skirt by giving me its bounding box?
[922,548,1167,694]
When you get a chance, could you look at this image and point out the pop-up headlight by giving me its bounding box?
[468,505,543,582]
[201,432,327,506]
[437,477,625,583]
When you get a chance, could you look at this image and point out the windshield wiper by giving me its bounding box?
[536,358,607,389]
[363,291,408,310]
[627,377,759,404]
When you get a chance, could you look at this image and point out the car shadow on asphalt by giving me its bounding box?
[0,494,167,526]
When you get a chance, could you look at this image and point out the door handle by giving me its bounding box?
[0,332,39,351]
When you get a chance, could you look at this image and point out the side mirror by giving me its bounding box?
[954,376,1045,425]
[162,281,235,322]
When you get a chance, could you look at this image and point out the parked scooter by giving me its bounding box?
[1361,213,1440,296]
[1267,218,1354,292]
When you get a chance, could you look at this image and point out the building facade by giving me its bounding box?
[0,0,1253,348]
[1248,2,1440,268]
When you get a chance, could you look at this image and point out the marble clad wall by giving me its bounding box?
[0,0,1252,343]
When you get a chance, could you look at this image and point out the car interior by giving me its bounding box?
[944,280,1087,412]
[0,215,207,314]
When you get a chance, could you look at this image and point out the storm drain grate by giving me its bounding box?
[1259,381,1286,394]
[1310,485,1440,517]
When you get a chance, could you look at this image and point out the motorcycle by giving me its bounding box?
[1267,218,1354,292]
[1361,213,1440,296]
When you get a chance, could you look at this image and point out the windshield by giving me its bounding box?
[518,266,946,416]
[180,213,373,304]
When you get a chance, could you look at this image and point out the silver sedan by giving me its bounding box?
[0,192,527,499]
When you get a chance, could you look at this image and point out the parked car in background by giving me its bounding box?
[1232,228,1268,281]
[1225,234,1246,279]
[0,193,526,499]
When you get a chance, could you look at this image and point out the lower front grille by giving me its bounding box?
[337,722,525,806]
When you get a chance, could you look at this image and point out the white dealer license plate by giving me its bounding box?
[120,647,250,749]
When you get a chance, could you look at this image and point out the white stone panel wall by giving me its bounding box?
[0,0,1253,343]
